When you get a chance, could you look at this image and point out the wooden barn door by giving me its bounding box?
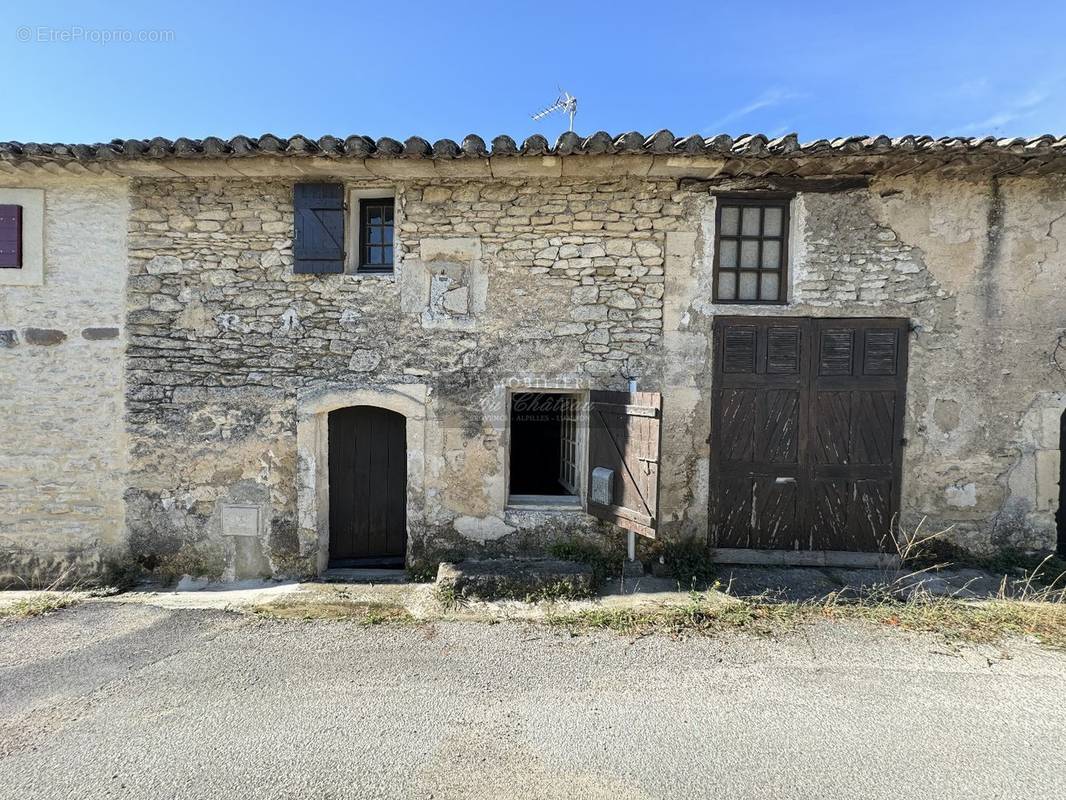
[710,317,908,554]
[328,406,407,567]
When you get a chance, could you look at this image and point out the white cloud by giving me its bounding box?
[704,89,804,133]
[953,84,1056,135]
[955,112,1019,134]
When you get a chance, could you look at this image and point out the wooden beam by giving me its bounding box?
[679,175,872,193]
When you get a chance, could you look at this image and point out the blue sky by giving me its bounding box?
[3,1,1065,144]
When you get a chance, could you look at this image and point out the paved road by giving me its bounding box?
[1,601,1063,800]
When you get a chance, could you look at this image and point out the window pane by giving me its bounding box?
[369,226,383,244]
[368,247,382,265]
[383,205,394,223]
[739,271,758,300]
[761,240,781,269]
[717,271,736,300]
[383,246,393,264]
[763,207,783,237]
[719,239,738,268]
[740,240,759,268]
[366,206,383,225]
[741,206,761,236]
[760,273,780,301]
[720,206,740,236]
[384,226,394,245]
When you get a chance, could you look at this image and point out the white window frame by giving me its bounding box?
[0,188,44,287]
[505,387,589,511]
[345,186,397,276]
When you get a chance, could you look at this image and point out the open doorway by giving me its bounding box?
[1057,408,1066,556]
[509,392,581,505]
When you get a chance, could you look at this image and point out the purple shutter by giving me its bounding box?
[0,205,22,269]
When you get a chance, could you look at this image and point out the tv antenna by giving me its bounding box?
[531,89,578,132]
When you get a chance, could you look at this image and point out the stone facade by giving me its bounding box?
[3,148,1066,583]
[0,174,128,586]
[123,176,682,577]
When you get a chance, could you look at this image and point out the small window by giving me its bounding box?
[358,198,394,273]
[714,197,789,304]
[509,392,582,505]
[0,205,22,269]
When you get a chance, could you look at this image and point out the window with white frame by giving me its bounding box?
[346,187,397,275]
[509,392,583,505]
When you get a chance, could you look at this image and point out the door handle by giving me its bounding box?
[774,476,796,484]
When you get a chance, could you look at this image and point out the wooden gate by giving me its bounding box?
[710,317,908,554]
[328,406,407,567]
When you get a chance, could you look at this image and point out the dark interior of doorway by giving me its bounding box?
[510,392,568,496]
[1057,409,1066,556]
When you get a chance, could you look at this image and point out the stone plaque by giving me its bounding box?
[221,505,260,538]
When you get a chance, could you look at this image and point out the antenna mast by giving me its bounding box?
[531,89,578,132]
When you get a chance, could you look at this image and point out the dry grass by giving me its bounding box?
[0,566,85,620]
[251,598,415,625]
[546,594,1066,648]
[547,598,809,638]
[0,593,82,619]
[549,525,1066,649]
[822,597,1066,647]
[894,517,1066,598]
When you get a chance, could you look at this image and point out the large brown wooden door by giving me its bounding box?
[328,406,407,567]
[710,317,908,553]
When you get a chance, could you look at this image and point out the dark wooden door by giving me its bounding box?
[328,406,407,566]
[710,317,908,553]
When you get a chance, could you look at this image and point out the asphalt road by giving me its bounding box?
[1,601,1064,800]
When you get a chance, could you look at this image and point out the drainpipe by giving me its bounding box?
[626,376,638,562]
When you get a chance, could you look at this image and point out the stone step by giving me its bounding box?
[319,568,408,584]
[436,558,595,601]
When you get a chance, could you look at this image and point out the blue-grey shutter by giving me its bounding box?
[0,205,22,269]
[293,183,345,274]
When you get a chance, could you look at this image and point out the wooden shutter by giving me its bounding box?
[586,390,663,538]
[0,205,22,268]
[293,183,345,274]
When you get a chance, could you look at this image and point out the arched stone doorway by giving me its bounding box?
[327,406,407,567]
[295,384,428,574]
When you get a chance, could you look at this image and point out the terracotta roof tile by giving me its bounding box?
[2,132,1065,168]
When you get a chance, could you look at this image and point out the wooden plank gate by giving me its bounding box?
[709,317,909,555]
[328,405,407,567]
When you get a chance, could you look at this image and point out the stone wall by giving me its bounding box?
[124,176,686,575]
[661,176,1066,553]
[0,174,128,586]
[5,163,1065,585]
